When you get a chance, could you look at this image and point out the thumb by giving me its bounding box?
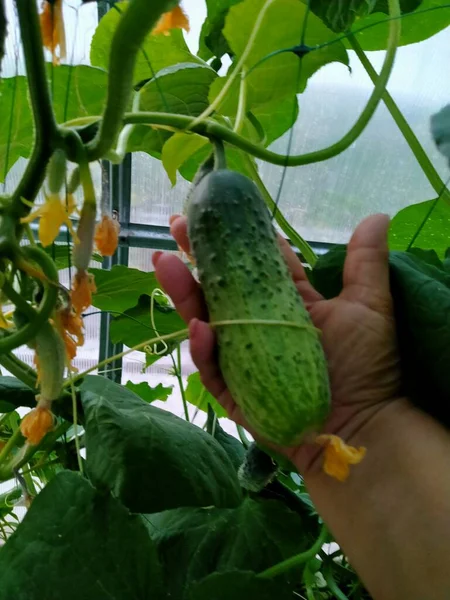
[341,214,392,312]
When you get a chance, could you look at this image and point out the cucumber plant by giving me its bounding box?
[0,0,448,598]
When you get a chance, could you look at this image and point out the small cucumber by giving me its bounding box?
[188,170,330,446]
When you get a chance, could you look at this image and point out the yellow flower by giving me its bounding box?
[39,0,66,65]
[20,193,78,248]
[54,307,85,363]
[316,434,366,482]
[20,404,54,446]
[94,214,120,257]
[153,5,190,36]
[71,270,96,316]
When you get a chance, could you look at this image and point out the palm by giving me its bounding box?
[153,213,402,472]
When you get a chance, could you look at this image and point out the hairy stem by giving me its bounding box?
[258,524,329,578]
[12,0,59,213]
[87,0,175,160]
[0,353,37,390]
[349,35,450,206]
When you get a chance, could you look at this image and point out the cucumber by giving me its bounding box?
[188,169,330,446]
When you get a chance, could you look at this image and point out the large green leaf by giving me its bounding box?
[187,571,291,600]
[0,471,165,600]
[109,294,186,350]
[128,63,217,158]
[81,375,242,513]
[185,371,228,418]
[0,65,107,183]
[125,380,173,403]
[90,1,201,86]
[388,198,450,258]
[90,265,160,313]
[198,0,244,60]
[312,247,450,427]
[208,418,246,471]
[162,132,210,185]
[145,497,315,597]
[223,0,349,105]
[346,0,450,50]
[0,377,35,413]
[308,0,421,33]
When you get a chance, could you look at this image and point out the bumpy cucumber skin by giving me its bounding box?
[188,170,330,446]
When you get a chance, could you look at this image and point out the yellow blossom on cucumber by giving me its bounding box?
[153,5,190,36]
[39,0,66,65]
[54,307,85,363]
[20,402,54,446]
[316,434,366,482]
[94,214,120,257]
[20,193,78,247]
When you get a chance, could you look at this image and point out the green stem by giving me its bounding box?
[236,424,251,448]
[234,68,248,135]
[258,524,328,579]
[12,0,59,213]
[0,486,21,509]
[243,155,318,266]
[322,559,350,600]
[0,353,38,390]
[190,0,276,128]
[175,345,189,422]
[348,35,450,206]
[304,566,318,600]
[0,428,23,468]
[0,246,59,354]
[87,0,175,160]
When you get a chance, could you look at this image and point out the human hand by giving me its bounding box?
[153,213,402,476]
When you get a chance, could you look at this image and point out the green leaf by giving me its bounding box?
[0,377,35,413]
[185,371,228,418]
[109,294,186,350]
[388,198,450,258]
[308,0,420,33]
[223,0,349,105]
[81,375,242,513]
[90,265,161,313]
[312,247,450,427]
[0,471,165,600]
[187,570,291,600]
[145,497,315,597]
[251,95,299,146]
[431,104,450,165]
[0,65,107,182]
[40,243,102,270]
[162,132,210,185]
[208,418,246,471]
[90,2,201,86]
[125,380,173,403]
[346,0,450,50]
[198,0,244,60]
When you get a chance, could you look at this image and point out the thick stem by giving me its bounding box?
[87,0,176,160]
[0,353,38,390]
[349,35,450,206]
[258,523,329,578]
[12,0,59,212]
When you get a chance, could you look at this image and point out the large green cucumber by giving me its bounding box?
[188,169,330,446]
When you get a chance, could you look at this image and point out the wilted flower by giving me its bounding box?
[20,403,54,446]
[316,434,366,482]
[71,270,96,316]
[153,5,190,36]
[20,193,77,247]
[94,214,120,257]
[39,0,66,65]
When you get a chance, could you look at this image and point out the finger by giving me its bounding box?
[277,235,323,305]
[153,252,208,323]
[189,319,242,421]
[341,214,392,312]
[170,214,191,256]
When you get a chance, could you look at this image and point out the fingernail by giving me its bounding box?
[169,214,181,226]
[152,251,163,266]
